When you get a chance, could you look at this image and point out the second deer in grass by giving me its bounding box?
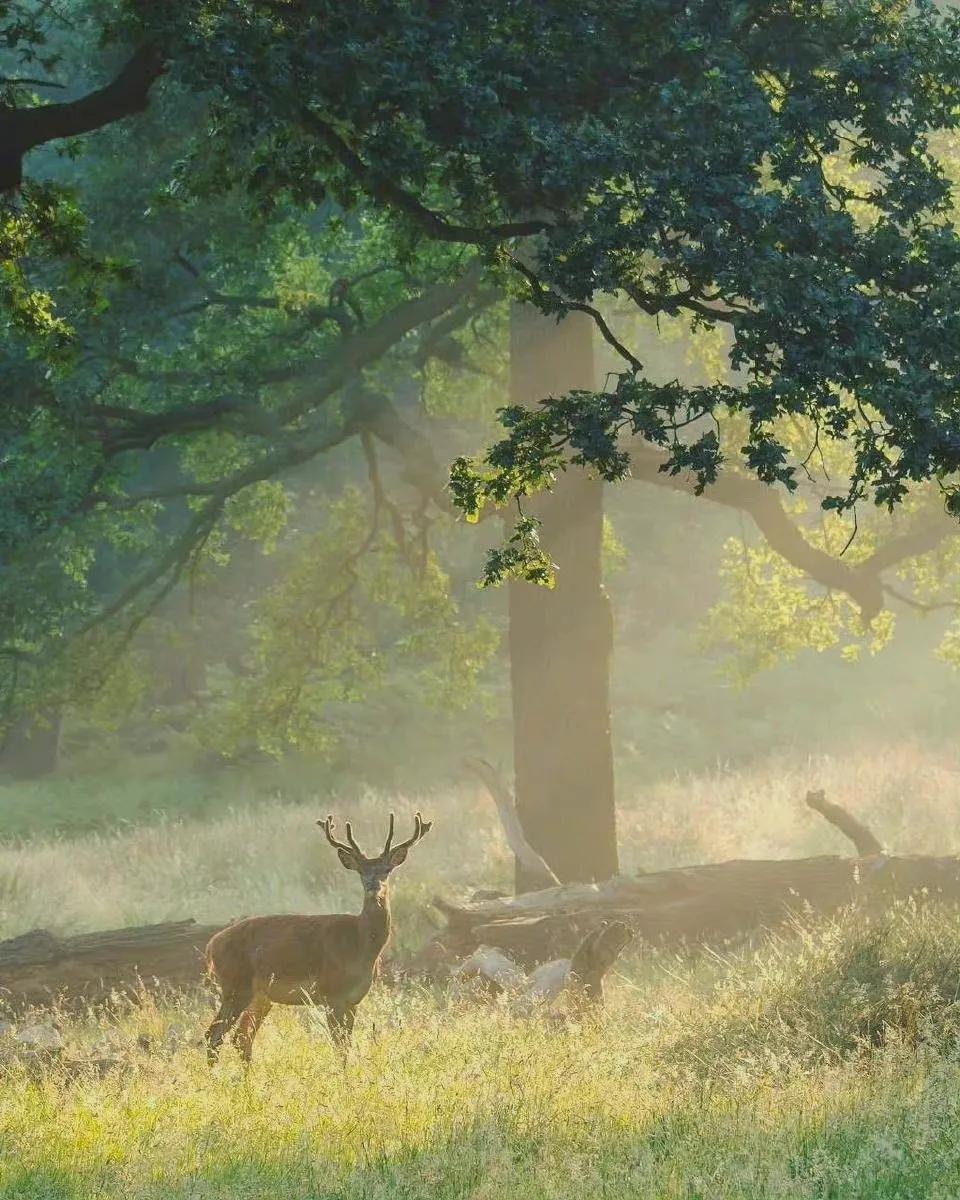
[204,811,431,1062]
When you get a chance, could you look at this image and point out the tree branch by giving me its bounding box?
[629,444,960,619]
[300,112,550,245]
[353,388,449,508]
[882,584,960,614]
[76,420,358,638]
[862,513,954,574]
[464,757,561,887]
[629,443,886,620]
[805,789,885,856]
[1,45,166,191]
[85,269,484,457]
[505,254,644,373]
[272,267,486,424]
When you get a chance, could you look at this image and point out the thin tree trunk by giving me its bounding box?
[508,305,618,889]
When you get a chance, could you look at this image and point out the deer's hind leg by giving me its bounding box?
[205,982,252,1064]
[232,994,272,1063]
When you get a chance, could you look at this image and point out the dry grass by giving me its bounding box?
[0,790,501,947]
[618,738,960,871]
[3,906,960,1198]
[1,740,956,941]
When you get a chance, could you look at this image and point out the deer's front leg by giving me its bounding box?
[232,994,272,1063]
[326,1004,356,1052]
[205,983,252,1064]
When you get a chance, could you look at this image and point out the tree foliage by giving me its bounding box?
[125,0,960,533]
[6,0,960,740]
[1,3,508,745]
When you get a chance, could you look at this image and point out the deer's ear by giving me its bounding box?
[337,848,361,871]
[387,845,409,869]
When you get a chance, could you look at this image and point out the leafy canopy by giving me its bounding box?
[132,0,960,554]
[0,4,506,740]
[7,0,960,729]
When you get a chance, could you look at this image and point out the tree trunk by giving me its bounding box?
[508,305,618,889]
[0,711,62,779]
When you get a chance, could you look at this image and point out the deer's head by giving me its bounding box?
[319,812,432,896]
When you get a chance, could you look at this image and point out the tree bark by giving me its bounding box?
[0,711,62,779]
[508,305,618,889]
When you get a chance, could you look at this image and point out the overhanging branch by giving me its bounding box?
[300,112,550,245]
[83,269,484,457]
[628,444,952,621]
[0,45,165,191]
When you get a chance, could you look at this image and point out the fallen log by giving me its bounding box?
[0,919,222,1010]
[421,793,960,969]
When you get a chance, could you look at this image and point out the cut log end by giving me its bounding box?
[569,920,634,1002]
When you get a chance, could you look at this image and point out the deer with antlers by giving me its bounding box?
[204,811,431,1063]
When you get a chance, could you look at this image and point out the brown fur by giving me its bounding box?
[203,813,430,1062]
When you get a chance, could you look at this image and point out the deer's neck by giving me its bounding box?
[358,885,391,956]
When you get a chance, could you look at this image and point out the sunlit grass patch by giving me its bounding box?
[3,740,959,945]
[5,907,960,1196]
[4,747,960,1195]
[0,790,502,942]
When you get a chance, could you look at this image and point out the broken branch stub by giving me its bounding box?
[464,757,561,888]
[805,789,885,856]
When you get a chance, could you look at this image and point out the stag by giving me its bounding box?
[204,811,431,1062]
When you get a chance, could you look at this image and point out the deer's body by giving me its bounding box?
[204,813,429,1062]
[207,907,388,1005]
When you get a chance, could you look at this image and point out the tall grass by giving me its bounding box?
[0,790,501,944]
[3,745,960,1196]
[4,906,960,1197]
[619,738,960,870]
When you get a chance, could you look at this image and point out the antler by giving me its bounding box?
[344,821,363,855]
[381,812,396,856]
[319,815,364,856]
[388,811,433,855]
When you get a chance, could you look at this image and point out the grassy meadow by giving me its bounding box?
[0,738,957,940]
[3,741,960,1196]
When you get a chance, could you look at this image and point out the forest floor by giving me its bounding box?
[3,741,960,1197]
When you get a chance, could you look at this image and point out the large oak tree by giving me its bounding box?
[6,0,960,881]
